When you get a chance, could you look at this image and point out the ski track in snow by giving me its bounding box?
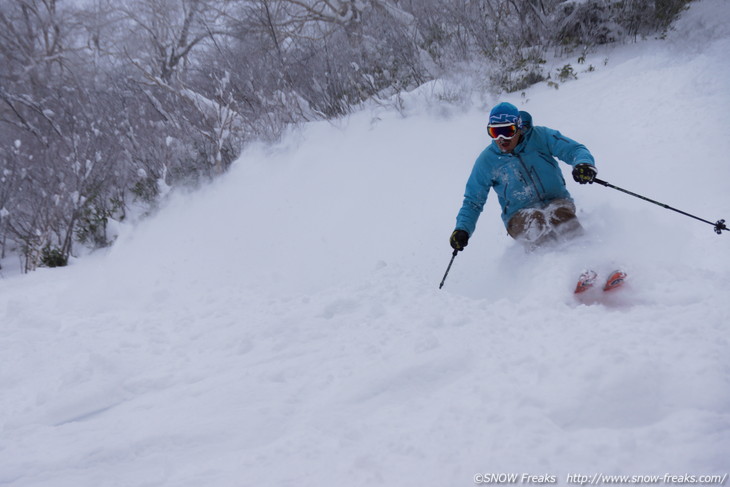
[1,1,730,485]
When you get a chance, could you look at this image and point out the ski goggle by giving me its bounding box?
[488,123,519,140]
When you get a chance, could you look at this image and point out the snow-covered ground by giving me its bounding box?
[2,1,729,486]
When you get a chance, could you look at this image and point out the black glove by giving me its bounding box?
[572,163,597,184]
[450,229,469,251]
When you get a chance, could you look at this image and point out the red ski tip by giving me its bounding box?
[574,270,598,294]
[603,270,628,291]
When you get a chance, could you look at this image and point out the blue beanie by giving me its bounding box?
[489,102,522,126]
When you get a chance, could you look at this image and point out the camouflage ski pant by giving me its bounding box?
[506,198,583,249]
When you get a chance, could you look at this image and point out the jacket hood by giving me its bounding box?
[519,110,532,130]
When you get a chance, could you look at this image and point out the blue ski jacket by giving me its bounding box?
[455,111,595,235]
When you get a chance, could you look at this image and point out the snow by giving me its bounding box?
[1,1,729,485]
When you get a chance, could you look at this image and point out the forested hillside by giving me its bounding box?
[0,0,692,271]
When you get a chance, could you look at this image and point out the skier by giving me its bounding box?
[450,102,597,252]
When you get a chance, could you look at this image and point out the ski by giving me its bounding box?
[574,269,628,294]
[603,270,628,291]
[574,270,598,294]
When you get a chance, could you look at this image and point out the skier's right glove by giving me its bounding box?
[572,163,597,184]
[450,230,469,251]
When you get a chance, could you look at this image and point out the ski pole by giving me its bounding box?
[592,178,728,235]
[439,249,459,289]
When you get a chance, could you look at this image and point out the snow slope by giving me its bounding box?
[1,1,729,486]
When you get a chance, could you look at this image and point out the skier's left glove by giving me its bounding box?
[450,230,469,251]
[572,163,597,184]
